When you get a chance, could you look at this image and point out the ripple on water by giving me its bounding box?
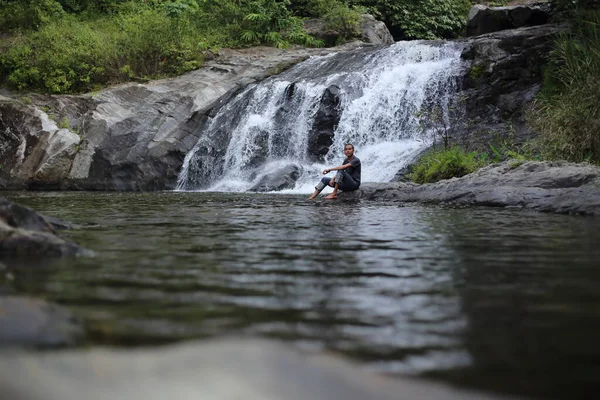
[4,191,600,399]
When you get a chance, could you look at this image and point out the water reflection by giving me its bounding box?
[421,209,600,398]
[4,192,600,399]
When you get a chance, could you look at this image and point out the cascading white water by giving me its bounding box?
[177,41,466,193]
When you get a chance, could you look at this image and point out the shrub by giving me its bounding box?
[349,0,471,39]
[0,6,205,93]
[0,0,65,31]
[409,146,481,184]
[528,10,600,163]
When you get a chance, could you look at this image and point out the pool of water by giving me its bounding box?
[3,191,600,399]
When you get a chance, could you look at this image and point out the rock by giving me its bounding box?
[308,85,342,161]
[249,164,302,192]
[304,14,393,47]
[466,4,551,37]
[458,24,565,149]
[339,161,600,216]
[0,46,357,191]
[0,102,82,190]
[0,296,83,348]
[359,14,394,45]
[304,19,341,47]
[0,339,517,400]
[0,197,82,256]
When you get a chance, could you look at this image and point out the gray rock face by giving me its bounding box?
[0,339,517,400]
[0,296,83,348]
[466,4,551,37]
[339,161,600,216]
[0,45,366,191]
[458,24,564,149]
[0,197,82,256]
[249,164,302,192]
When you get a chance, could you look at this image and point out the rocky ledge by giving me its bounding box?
[340,161,600,216]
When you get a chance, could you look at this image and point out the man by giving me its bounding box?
[308,143,361,200]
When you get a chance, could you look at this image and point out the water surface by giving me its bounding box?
[3,191,600,399]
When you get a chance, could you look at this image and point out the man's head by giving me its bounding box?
[344,143,355,158]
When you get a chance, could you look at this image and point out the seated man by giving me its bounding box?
[308,143,361,200]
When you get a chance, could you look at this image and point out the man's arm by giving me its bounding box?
[322,163,352,174]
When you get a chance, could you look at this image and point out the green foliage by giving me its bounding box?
[0,0,65,31]
[528,9,600,163]
[350,0,471,39]
[0,4,206,93]
[409,146,482,184]
[0,0,326,93]
[57,116,70,129]
[323,1,364,39]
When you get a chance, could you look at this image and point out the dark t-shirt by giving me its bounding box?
[344,156,361,183]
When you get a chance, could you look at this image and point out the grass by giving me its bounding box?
[527,9,600,164]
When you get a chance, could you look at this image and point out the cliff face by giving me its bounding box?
[0,45,351,191]
[0,10,562,191]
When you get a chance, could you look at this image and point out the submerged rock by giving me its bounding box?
[0,296,83,348]
[0,197,82,256]
[0,339,516,400]
[340,161,600,216]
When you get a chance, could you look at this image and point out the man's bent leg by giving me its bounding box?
[308,177,332,200]
[336,170,360,192]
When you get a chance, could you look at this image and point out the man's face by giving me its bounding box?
[344,145,354,158]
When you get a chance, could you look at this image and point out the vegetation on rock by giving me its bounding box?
[528,1,600,164]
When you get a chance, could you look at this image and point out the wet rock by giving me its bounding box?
[249,164,302,192]
[0,197,82,256]
[340,161,600,216]
[466,4,551,37]
[0,296,83,348]
[308,85,342,161]
[0,339,517,400]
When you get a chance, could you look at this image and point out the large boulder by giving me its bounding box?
[0,296,83,348]
[466,4,551,37]
[339,161,600,216]
[458,24,564,149]
[359,14,394,45]
[249,164,302,192]
[0,197,82,256]
[304,14,393,47]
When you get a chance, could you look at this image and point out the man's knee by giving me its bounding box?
[316,177,331,191]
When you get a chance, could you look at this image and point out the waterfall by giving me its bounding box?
[177,41,466,193]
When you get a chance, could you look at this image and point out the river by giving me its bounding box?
[3,191,600,399]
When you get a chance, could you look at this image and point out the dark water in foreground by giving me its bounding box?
[3,192,600,399]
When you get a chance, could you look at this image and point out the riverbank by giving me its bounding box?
[341,161,600,215]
